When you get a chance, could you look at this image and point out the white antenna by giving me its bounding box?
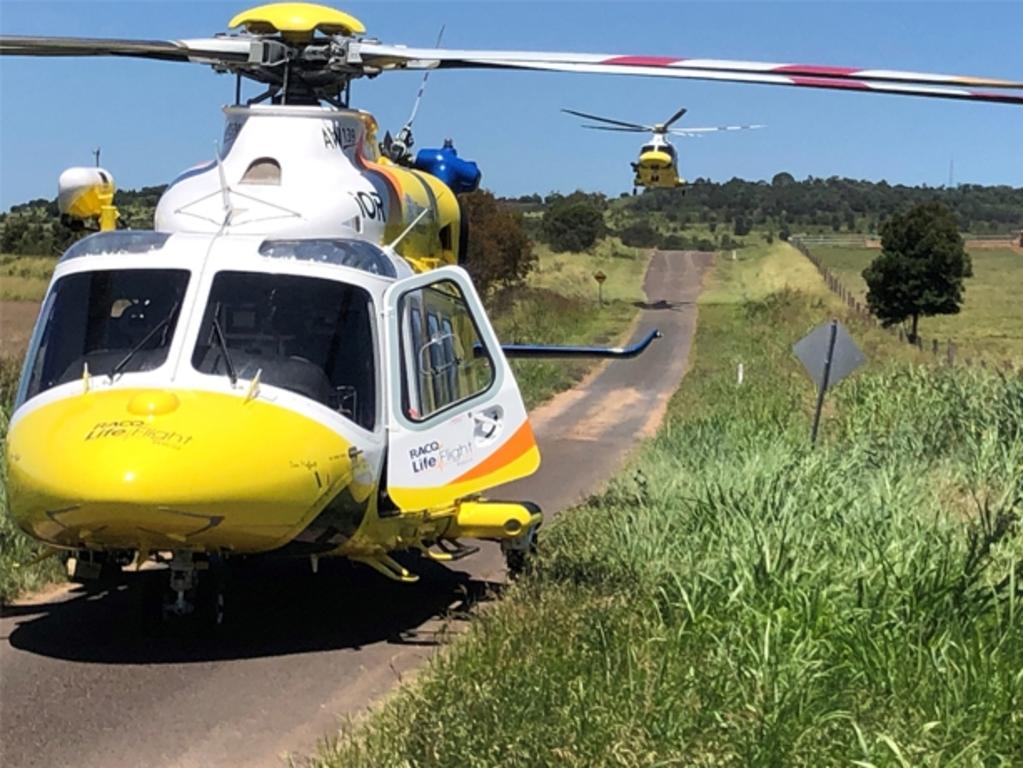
[214,141,235,224]
[387,25,445,162]
[405,24,445,129]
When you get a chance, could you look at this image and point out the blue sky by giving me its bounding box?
[1,1,1021,210]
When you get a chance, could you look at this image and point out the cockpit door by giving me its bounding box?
[382,266,539,511]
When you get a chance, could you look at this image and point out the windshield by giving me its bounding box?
[191,271,376,430]
[17,269,190,405]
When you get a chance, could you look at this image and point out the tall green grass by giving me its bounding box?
[1,356,63,603]
[314,287,1022,767]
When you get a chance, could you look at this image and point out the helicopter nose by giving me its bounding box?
[5,388,361,552]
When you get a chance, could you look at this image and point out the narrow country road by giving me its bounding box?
[0,251,711,768]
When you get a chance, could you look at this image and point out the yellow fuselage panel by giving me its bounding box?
[64,182,115,220]
[637,150,675,170]
[362,157,463,272]
[5,389,358,553]
[635,152,682,188]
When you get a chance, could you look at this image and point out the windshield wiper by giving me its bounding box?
[210,302,238,386]
[108,300,180,381]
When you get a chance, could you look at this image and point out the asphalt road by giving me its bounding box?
[0,250,711,768]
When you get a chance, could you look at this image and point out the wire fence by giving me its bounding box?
[790,236,1019,372]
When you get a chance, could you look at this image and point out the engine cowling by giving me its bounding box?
[413,142,481,194]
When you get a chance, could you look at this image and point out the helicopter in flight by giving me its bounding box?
[2,3,1021,626]
[562,106,764,192]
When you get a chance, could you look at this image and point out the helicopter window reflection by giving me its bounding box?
[191,271,376,430]
[17,269,189,404]
[259,238,397,278]
[399,280,494,421]
[60,231,172,263]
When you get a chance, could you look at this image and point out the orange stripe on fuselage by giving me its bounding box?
[452,421,537,485]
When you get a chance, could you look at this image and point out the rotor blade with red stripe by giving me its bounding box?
[356,43,1023,104]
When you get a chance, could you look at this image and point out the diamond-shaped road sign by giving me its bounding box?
[793,319,865,391]
[793,319,866,444]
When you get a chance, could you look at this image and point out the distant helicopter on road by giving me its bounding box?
[563,107,764,192]
[1,2,1020,628]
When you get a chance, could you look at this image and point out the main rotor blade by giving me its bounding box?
[661,106,688,129]
[0,34,255,64]
[581,124,648,132]
[357,43,1023,105]
[561,108,649,130]
[669,124,766,135]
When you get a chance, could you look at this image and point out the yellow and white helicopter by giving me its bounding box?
[2,3,1021,625]
[563,106,764,191]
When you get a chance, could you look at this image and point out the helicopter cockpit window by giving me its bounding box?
[398,280,494,421]
[240,157,281,185]
[259,238,397,278]
[191,271,376,429]
[60,231,172,263]
[16,268,189,406]
[641,144,658,154]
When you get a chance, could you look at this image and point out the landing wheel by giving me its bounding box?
[195,558,228,632]
[504,528,538,580]
[139,554,229,635]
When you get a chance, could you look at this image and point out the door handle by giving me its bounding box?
[473,409,502,440]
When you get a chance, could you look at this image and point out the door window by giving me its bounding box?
[399,279,494,421]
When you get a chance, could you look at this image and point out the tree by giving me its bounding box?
[541,197,605,252]
[619,220,659,248]
[771,171,796,187]
[863,201,972,341]
[460,189,536,294]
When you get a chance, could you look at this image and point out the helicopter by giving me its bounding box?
[2,3,1021,626]
[562,106,764,192]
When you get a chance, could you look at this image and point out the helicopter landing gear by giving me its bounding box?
[502,523,539,579]
[65,549,131,585]
[141,552,227,634]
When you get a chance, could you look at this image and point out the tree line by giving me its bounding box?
[625,173,1023,237]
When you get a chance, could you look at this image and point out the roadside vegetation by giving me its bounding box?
[0,356,62,603]
[491,237,648,408]
[313,243,1022,767]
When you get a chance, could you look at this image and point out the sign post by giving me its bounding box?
[593,270,607,305]
[793,319,865,445]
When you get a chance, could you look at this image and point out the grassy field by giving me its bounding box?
[0,254,55,301]
[313,243,1022,767]
[811,245,1023,362]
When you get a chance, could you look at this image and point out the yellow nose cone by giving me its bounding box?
[127,390,180,416]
